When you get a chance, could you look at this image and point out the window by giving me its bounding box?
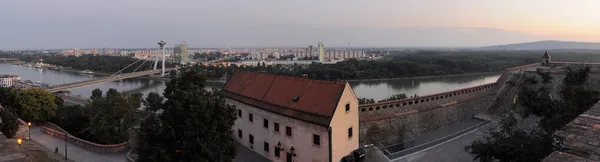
[249,134,254,144]
[313,134,321,145]
[275,146,280,157]
[249,113,253,122]
[263,119,269,128]
[238,129,242,138]
[348,127,353,138]
[238,109,242,118]
[274,122,280,132]
[286,126,292,136]
[264,142,269,152]
[345,103,350,112]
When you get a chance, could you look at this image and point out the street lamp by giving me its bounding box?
[27,122,31,141]
[17,138,22,150]
[290,146,296,157]
[64,134,68,161]
[276,142,283,151]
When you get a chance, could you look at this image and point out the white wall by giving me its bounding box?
[228,99,330,162]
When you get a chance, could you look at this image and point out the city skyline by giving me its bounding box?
[1,0,599,49]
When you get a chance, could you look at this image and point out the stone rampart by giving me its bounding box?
[40,125,129,154]
[359,92,495,145]
[359,82,498,120]
[357,62,539,145]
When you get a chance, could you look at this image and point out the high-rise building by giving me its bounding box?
[318,42,324,62]
[174,42,189,65]
[308,45,313,57]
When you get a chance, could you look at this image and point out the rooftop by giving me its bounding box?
[542,101,600,161]
[223,71,347,126]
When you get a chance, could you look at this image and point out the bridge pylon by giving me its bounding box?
[156,40,167,76]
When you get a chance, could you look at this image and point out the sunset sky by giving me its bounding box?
[1,0,599,49]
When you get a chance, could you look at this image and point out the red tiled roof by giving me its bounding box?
[223,71,346,126]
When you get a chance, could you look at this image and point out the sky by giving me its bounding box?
[1,0,600,49]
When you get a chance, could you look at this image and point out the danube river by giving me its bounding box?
[0,63,500,101]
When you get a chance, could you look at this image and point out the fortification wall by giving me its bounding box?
[356,63,539,146]
[359,83,498,121]
[359,92,495,145]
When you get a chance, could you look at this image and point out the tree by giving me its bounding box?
[137,65,238,161]
[378,93,408,102]
[0,87,16,105]
[465,66,600,162]
[85,88,142,144]
[0,108,19,138]
[9,88,57,121]
[358,98,375,104]
[142,92,164,113]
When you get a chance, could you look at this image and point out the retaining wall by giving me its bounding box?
[357,63,539,146]
[359,92,495,145]
[40,125,129,154]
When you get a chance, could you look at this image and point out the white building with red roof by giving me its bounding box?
[223,71,360,162]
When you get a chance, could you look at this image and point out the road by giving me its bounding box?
[30,126,127,162]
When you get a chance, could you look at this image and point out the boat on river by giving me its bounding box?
[79,70,94,75]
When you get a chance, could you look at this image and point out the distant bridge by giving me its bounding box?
[46,68,176,93]
[45,40,174,93]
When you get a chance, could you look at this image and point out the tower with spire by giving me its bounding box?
[542,51,551,66]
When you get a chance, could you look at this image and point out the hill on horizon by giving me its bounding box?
[482,40,600,50]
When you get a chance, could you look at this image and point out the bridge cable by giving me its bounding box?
[110,59,142,76]
[132,59,149,73]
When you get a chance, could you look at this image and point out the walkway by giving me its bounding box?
[365,123,492,162]
[30,126,127,162]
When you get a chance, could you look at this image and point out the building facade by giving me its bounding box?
[0,75,20,87]
[174,42,189,65]
[223,71,360,162]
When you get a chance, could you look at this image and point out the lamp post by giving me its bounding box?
[277,142,283,151]
[17,138,22,150]
[64,134,68,161]
[27,122,31,141]
[290,146,296,157]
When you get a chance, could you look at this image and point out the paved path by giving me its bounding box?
[366,123,492,162]
[30,126,127,162]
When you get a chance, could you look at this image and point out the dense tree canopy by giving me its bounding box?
[85,88,142,144]
[465,66,600,162]
[200,51,543,81]
[137,66,238,162]
[8,88,57,121]
[18,54,175,74]
[0,108,19,138]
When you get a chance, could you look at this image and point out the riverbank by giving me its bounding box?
[346,71,501,82]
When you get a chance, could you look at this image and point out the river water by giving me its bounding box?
[0,63,500,101]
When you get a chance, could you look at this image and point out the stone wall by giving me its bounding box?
[359,92,495,145]
[359,82,499,121]
[15,119,29,140]
[40,125,129,154]
[356,63,539,146]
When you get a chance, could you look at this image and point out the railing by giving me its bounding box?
[40,125,129,154]
[382,119,489,158]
